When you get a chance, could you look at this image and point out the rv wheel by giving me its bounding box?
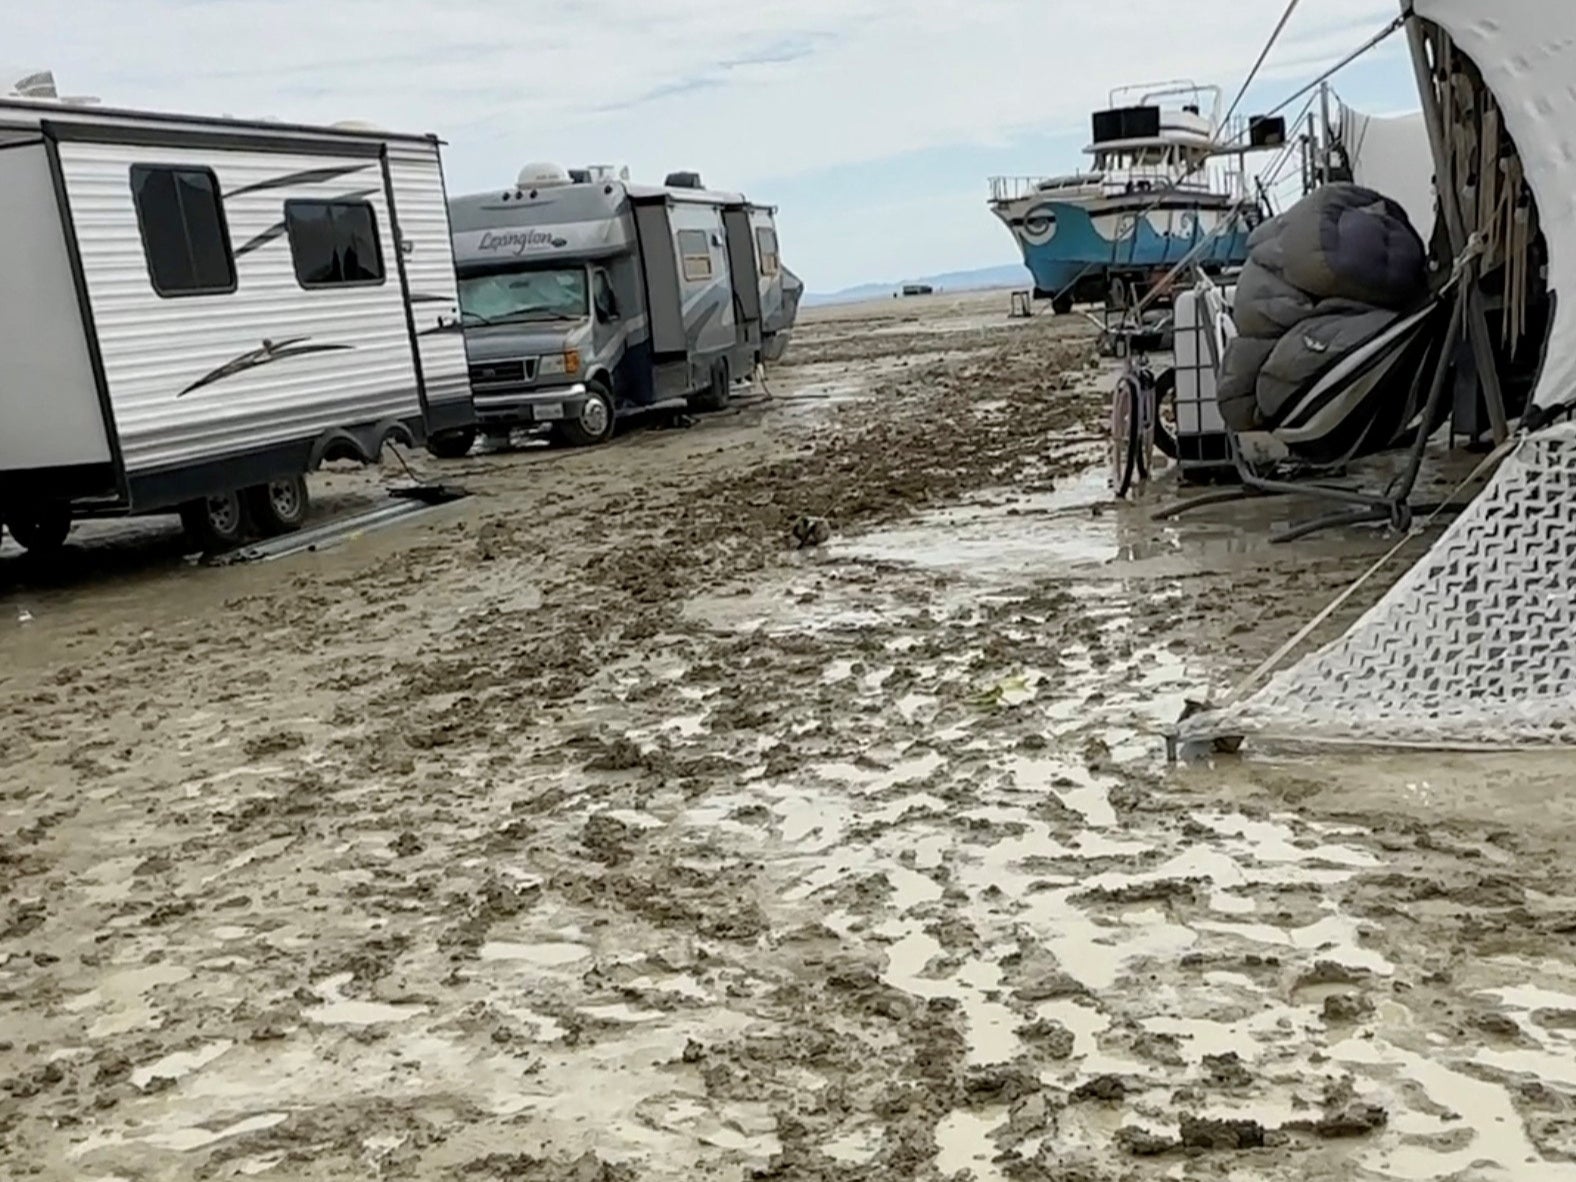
[427,426,478,460]
[180,491,248,553]
[6,503,72,555]
[690,360,730,413]
[554,379,616,448]
[245,476,310,537]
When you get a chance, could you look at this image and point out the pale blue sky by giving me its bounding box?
[10,0,1419,292]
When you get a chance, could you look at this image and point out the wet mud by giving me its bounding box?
[2,290,1574,1180]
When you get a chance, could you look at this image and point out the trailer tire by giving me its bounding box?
[180,491,248,553]
[1052,294,1074,316]
[6,503,72,555]
[426,426,477,460]
[690,359,730,413]
[553,378,616,448]
[244,476,310,537]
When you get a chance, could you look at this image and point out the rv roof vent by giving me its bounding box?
[665,170,704,190]
[332,119,388,133]
[5,68,99,105]
[8,68,58,98]
[518,162,573,189]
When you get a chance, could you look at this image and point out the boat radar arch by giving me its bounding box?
[518,162,573,189]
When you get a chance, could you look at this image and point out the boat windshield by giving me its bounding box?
[458,267,588,325]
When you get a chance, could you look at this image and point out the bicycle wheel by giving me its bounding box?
[1111,374,1142,499]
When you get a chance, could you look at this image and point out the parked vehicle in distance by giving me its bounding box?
[0,88,472,553]
[433,164,793,455]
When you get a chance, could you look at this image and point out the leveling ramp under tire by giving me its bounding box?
[213,485,468,565]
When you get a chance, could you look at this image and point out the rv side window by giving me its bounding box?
[130,166,236,297]
[755,227,780,277]
[285,200,386,288]
[678,230,712,282]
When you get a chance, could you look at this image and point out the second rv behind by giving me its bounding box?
[432,166,794,454]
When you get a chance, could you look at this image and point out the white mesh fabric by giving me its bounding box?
[1178,422,1576,748]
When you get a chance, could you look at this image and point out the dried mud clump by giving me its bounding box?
[458,1152,636,1181]
[1178,1115,1267,1151]
[1071,1075,1129,1103]
[1018,1018,1076,1060]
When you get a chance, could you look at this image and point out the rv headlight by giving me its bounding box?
[538,351,580,377]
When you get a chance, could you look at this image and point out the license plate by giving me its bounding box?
[532,403,564,422]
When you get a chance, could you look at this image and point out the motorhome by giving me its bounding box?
[436,165,793,453]
[0,88,471,553]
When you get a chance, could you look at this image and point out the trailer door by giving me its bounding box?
[721,205,762,354]
[383,140,474,434]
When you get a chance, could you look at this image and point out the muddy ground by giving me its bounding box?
[3,289,1575,1181]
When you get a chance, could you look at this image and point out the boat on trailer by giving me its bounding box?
[989,81,1275,313]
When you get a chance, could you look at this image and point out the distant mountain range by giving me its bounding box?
[803,263,1027,307]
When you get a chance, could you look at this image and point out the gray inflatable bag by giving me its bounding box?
[1217,336,1277,431]
[1255,306,1402,423]
[1278,183,1426,308]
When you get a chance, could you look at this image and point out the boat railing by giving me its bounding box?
[1110,80,1223,125]
[990,169,1229,203]
[1102,164,1219,193]
[989,176,1056,202]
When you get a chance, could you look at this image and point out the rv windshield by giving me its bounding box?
[457,267,588,325]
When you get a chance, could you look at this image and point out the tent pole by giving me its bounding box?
[1318,79,1332,185]
[1404,11,1511,444]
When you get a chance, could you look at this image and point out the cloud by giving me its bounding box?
[8,0,1411,288]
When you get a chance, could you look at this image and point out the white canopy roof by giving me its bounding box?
[1413,0,1576,410]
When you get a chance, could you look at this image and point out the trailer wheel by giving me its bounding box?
[180,491,248,553]
[1152,367,1179,460]
[554,378,616,448]
[690,359,730,413]
[244,476,310,537]
[1052,294,1074,316]
[426,426,477,459]
[6,503,72,555]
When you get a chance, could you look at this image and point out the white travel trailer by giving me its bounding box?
[438,166,793,452]
[0,94,472,553]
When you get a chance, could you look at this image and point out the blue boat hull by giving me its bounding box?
[1012,199,1253,304]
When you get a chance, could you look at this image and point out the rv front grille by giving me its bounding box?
[468,359,536,387]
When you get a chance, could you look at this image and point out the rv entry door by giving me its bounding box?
[722,205,763,355]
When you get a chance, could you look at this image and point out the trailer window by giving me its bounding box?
[130,166,236,297]
[756,227,780,277]
[285,200,385,288]
[678,230,712,282]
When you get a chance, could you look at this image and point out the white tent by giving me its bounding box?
[1179,0,1576,749]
